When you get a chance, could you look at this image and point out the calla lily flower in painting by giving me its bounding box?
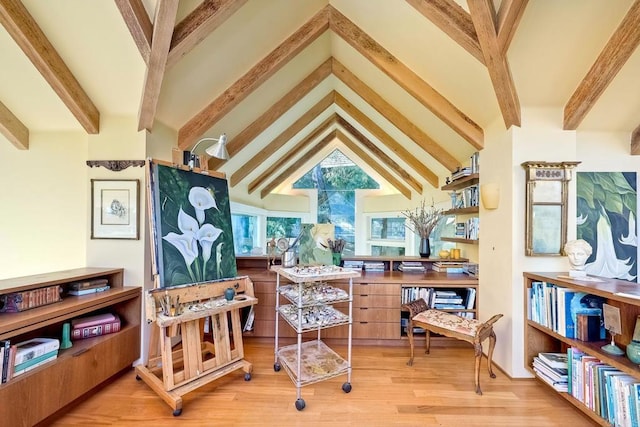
[189,187,217,224]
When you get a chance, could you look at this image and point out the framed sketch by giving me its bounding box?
[91,179,139,239]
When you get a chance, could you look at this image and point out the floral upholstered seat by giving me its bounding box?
[413,309,481,336]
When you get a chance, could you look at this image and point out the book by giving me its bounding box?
[0,339,9,383]
[538,352,568,370]
[13,337,60,367]
[71,313,118,329]
[0,285,63,312]
[67,285,110,296]
[13,349,58,376]
[72,314,121,340]
[68,278,109,291]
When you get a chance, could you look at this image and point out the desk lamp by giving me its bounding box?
[188,134,228,169]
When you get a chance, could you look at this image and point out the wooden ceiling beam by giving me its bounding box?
[405,0,484,64]
[564,0,640,130]
[336,113,422,194]
[496,0,528,54]
[0,0,100,134]
[468,0,521,128]
[329,6,483,149]
[332,58,459,172]
[179,5,330,149]
[230,91,335,187]
[167,0,247,69]
[334,94,437,189]
[114,0,152,64]
[210,58,332,170]
[632,123,640,155]
[137,0,178,132]
[0,100,28,149]
[259,129,336,199]
[248,112,336,194]
[335,129,411,199]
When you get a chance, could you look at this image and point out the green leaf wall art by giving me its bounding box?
[149,163,237,287]
[576,172,636,282]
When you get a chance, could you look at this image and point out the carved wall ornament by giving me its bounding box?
[86,160,146,171]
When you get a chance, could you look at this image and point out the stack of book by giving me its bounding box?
[450,167,472,181]
[67,278,110,296]
[71,313,121,340]
[363,262,385,272]
[432,261,465,274]
[533,352,568,392]
[432,290,465,310]
[1,337,60,380]
[342,260,364,271]
[397,261,425,273]
[0,285,63,312]
[463,262,479,278]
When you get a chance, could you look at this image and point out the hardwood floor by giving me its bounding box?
[46,338,596,426]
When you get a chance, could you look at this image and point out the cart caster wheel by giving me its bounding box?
[342,382,352,393]
[173,409,182,416]
[295,398,306,411]
[135,375,141,381]
[244,373,251,381]
[274,363,281,372]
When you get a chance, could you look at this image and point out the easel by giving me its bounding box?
[137,157,258,415]
[135,277,257,416]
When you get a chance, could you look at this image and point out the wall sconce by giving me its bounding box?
[188,134,228,169]
[480,183,500,210]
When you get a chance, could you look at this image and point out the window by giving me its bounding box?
[266,217,301,239]
[370,217,406,240]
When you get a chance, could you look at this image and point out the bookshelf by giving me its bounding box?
[441,173,479,245]
[0,268,141,426]
[523,272,640,426]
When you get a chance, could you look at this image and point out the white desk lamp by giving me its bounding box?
[188,134,228,169]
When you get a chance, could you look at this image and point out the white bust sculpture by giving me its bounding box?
[564,239,592,277]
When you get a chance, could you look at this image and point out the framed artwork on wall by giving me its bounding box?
[91,179,140,240]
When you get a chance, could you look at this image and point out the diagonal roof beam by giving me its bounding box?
[230,91,335,187]
[405,0,483,64]
[329,6,483,149]
[167,0,247,69]
[0,0,100,134]
[496,0,528,54]
[334,93,437,189]
[114,0,152,64]
[335,129,411,199]
[564,0,640,130]
[259,129,336,199]
[0,100,29,149]
[210,58,332,170]
[332,58,459,172]
[179,5,330,149]
[336,113,422,194]
[137,0,178,132]
[249,113,336,195]
[468,0,521,128]
[632,123,640,155]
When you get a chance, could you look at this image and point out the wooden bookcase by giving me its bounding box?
[523,272,640,426]
[0,267,141,426]
[441,173,479,244]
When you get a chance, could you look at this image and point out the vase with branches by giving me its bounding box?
[401,199,443,257]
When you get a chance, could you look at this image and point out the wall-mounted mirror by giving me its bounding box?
[522,161,580,256]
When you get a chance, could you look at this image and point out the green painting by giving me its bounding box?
[149,163,237,287]
[298,223,334,266]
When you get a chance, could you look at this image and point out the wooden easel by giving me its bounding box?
[135,276,257,415]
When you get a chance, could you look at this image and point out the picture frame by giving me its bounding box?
[91,179,139,240]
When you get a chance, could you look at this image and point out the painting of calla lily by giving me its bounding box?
[150,163,237,287]
[577,172,637,282]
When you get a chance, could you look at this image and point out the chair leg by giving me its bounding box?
[407,319,415,366]
[474,342,483,395]
[487,330,497,379]
[424,329,431,354]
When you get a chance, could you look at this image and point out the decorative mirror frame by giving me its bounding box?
[522,161,581,256]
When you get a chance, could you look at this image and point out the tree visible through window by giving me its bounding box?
[293,150,378,256]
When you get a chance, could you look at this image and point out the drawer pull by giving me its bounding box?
[72,348,90,357]
[359,307,368,310]
[359,321,369,324]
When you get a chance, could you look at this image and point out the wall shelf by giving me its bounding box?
[441,237,479,244]
[441,174,479,191]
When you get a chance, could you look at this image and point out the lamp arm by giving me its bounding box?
[190,137,219,156]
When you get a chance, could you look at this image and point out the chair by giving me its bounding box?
[402,298,503,395]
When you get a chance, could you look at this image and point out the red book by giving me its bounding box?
[71,314,120,340]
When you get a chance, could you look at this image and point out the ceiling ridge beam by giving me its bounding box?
[329,5,483,149]
[564,0,640,130]
[335,129,411,199]
[334,94,437,189]
[230,90,335,187]
[336,113,422,193]
[496,0,528,54]
[167,0,247,69]
[0,100,29,149]
[178,5,330,149]
[405,0,484,64]
[468,0,521,128]
[0,0,100,134]
[632,123,640,155]
[259,128,336,199]
[248,111,336,194]
[138,0,178,132]
[210,58,332,170]
[115,0,152,64]
[332,58,459,172]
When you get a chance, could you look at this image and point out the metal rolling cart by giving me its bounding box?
[271,265,361,410]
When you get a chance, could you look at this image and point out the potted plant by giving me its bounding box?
[401,199,443,258]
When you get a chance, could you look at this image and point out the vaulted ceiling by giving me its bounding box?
[1,0,639,200]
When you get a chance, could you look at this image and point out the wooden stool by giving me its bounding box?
[402,298,503,395]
